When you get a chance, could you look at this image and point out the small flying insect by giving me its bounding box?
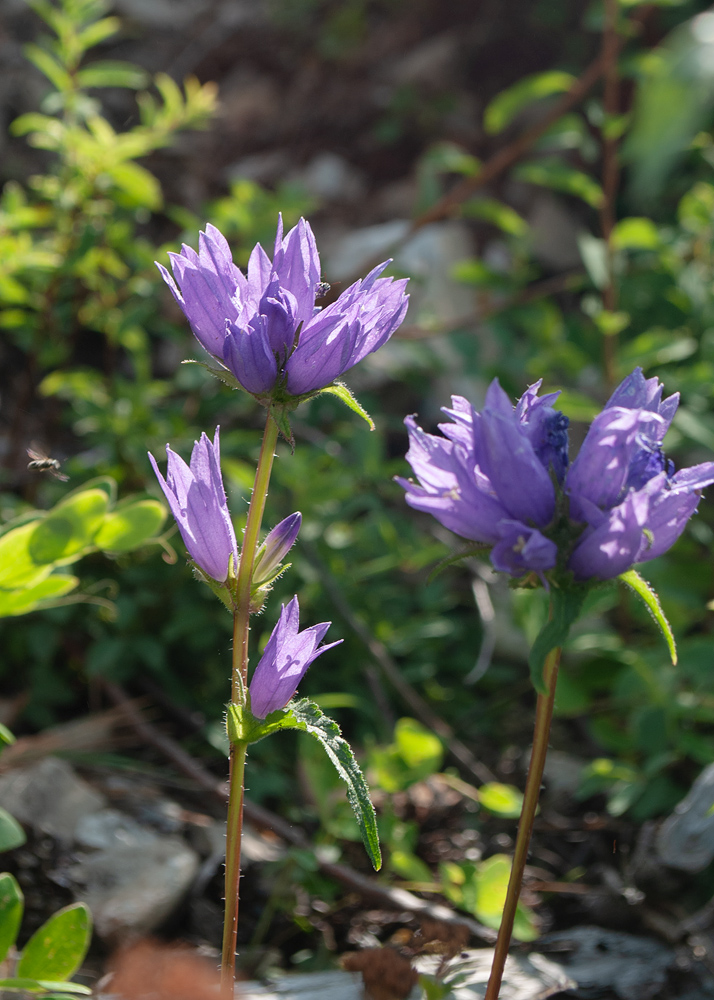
[27,447,69,481]
[314,281,331,300]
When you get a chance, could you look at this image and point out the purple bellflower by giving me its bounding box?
[253,512,302,585]
[149,427,238,583]
[566,368,714,580]
[157,217,409,400]
[398,369,714,585]
[396,379,567,582]
[249,597,342,718]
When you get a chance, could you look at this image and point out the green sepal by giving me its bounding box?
[619,569,677,665]
[181,358,245,392]
[269,405,295,449]
[318,382,375,430]
[227,698,381,870]
[427,544,490,583]
[528,586,587,694]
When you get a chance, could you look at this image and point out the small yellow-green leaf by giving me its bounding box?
[394,718,444,772]
[611,217,660,251]
[478,782,524,818]
[28,490,109,565]
[0,808,27,852]
[461,198,528,236]
[484,71,576,134]
[470,855,539,941]
[0,521,51,589]
[516,159,604,208]
[94,500,166,552]
[0,575,79,619]
[0,873,23,964]
[17,903,92,981]
[106,162,163,211]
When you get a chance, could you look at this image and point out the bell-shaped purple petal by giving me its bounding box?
[477,381,556,527]
[249,597,342,718]
[397,414,509,544]
[568,488,650,581]
[253,513,302,585]
[285,263,409,395]
[567,407,665,514]
[490,520,557,577]
[222,318,278,395]
[148,427,238,582]
[635,462,714,562]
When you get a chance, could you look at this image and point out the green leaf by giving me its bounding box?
[0,808,27,852]
[461,198,528,236]
[468,855,539,941]
[28,490,109,565]
[0,724,15,747]
[0,873,23,964]
[0,522,51,590]
[17,903,92,982]
[528,587,587,694]
[515,159,604,208]
[619,569,677,665]
[76,17,121,51]
[23,44,72,92]
[318,383,375,430]
[484,71,576,134]
[478,782,524,818]
[0,576,79,619]
[0,980,91,995]
[394,718,443,773]
[228,700,381,870]
[105,162,162,211]
[94,500,166,553]
[76,62,148,90]
[610,216,660,251]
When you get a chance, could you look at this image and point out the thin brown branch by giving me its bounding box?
[413,53,606,231]
[325,54,606,299]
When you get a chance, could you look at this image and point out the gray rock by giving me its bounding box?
[0,757,105,842]
[74,808,159,850]
[70,837,199,942]
[657,762,714,871]
[527,193,583,270]
[397,221,475,327]
[324,220,410,281]
[541,926,674,1000]
[288,153,366,203]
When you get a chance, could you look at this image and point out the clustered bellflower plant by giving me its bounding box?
[398,368,714,1000]
[150,217,407,995]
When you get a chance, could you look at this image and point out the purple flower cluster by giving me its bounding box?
[158,218,409,400]
[398,369,714,583]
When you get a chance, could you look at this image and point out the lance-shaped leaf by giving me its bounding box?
[619,568,677,665]
[227,698,381,870]
[0,873,23,965]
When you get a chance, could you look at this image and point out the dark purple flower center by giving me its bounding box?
[528,409,570,484]
[626,436,674,492]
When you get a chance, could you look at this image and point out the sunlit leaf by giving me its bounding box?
[17,903,92,981]
[484,71,576,134]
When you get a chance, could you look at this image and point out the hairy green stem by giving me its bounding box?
[484,644,562,1000]
[221,412,280,994]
